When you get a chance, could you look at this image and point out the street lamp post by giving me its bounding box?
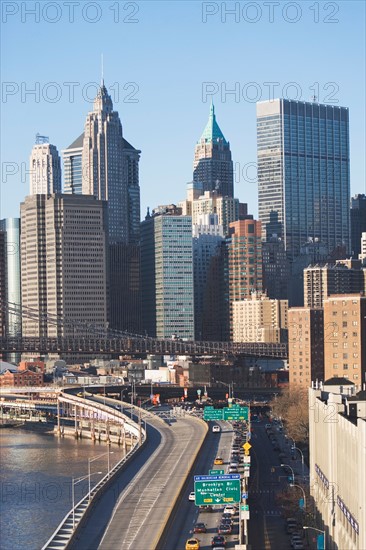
[290,483,307,511]
[281,463,295,484]
[88,449,114,499]
[72,472,101,529]
[303,526,326,549]
[215,380,234,399]
[292,445,305,479]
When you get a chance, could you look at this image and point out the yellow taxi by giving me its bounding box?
[214,457,224,465]
[185,538,200,550]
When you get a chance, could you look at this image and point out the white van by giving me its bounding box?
[212,425,221,433]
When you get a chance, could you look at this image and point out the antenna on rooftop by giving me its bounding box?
[35,133,49,144]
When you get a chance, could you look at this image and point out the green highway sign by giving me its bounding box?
[223,406,249,421]
[209,469,224,475]
[203,408,224,420]
[194,474,241,506]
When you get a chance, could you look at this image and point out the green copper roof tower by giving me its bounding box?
[193,102,234,197]
[200,102,228,144]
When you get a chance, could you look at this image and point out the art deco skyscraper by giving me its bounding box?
[81,80,142,332]
[193,103,234,198]
[82,81,128,243]
[257,99,351,259]
[29,135,61,195]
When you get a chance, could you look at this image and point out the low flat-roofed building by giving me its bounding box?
[0,369,44,387]
[309,378,366,550]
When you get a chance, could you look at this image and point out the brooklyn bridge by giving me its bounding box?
[1,302,288,358]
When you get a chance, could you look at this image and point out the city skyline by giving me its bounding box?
[1,1,365,221]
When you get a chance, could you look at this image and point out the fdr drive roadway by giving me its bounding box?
[69,407,207,550]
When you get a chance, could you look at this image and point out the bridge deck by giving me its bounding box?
[0,337,287,358]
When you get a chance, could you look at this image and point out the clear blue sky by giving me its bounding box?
[1,0,365,220]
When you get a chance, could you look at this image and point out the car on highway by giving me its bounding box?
[185,538,200,550]
[188,491,195,501]
[212,425,221,433]
[218,524,232,535]
[193,522,207,533]
[224,504,237,514]
[220,517,233,528]
[211,535,226,547]
[228,466,238,474]
[214,457,224,465]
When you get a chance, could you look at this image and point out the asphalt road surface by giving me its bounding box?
[159,420,242,550]
[70,410,207,550]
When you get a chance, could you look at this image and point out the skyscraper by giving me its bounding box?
[20,194,108,338]
[257,99,351,259]
[0,230,6,342]
[82,82,127,243]
[141,206,194,339]
[123,138,141,244]
[62,134,83,194]
[29,135,61,195]
[81,80,141,332]
[193,103,234,198]
[227,219,262,339]
[262,238,290,300]
[350,194,366,259]
[193,213,225,340]
[0,218,21,341]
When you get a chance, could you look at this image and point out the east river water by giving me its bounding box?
[0,426,125,550]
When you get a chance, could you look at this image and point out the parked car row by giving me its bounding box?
[286,518,305,549]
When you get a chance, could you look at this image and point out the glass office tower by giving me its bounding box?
[141,207,194,340]
[0,218,21,363]
[62,134,83,194]
[257,99,350,259]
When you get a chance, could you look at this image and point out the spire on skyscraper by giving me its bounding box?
[93,75,113,114]
[101,53,104,86]
[199,102,227,144]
